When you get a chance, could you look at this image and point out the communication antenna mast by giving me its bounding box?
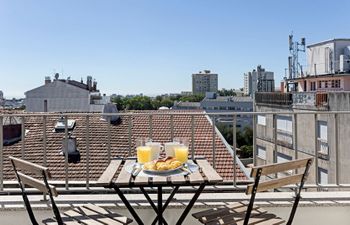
[288,33,306,79]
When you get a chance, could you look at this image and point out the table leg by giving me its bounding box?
[140,187,168,225]
[158,186,163,225]
[151,186,179,225]
[114,186,144,225]
[176,184,206,225]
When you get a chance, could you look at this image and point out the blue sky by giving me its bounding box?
[1,0,350,98]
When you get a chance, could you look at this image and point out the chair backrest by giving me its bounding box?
[243,157,313,225]
[9,156,63,225]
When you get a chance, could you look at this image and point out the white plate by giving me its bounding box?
[142,164,184,175]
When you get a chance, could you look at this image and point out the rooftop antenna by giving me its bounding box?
[288,32,306,79]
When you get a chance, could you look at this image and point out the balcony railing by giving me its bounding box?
[0,111,350,194]
[255,93,293,105]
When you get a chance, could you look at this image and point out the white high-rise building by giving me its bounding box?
[244,65,274,96]
[192,70,218,95]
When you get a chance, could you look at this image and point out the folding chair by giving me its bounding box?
[193,157,313,225]
[9,156,133,225]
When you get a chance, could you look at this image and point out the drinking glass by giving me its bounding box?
[145,141,163,160]
[173,137,189,164]
[136,138,152,164]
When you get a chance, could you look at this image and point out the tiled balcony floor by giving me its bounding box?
[1,206,350,225]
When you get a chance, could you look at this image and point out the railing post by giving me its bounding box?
[314,113,319,187]
[21,116,25,159]
[43,115,47,167]
[170,114,174,141]
[252,114,257,166]
[86,115,90,189]
[0,116,3,191]
[191,115,195,159]
[233,114,237,187]
[212,115,216,169]
[107,116,111,163]
[64,115,69,190]
[128,115,132,157]
[273,114,277,164]
[293,114,298,174]
[149,115,153,140]
[334,113,339,186]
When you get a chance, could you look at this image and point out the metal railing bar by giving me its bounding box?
[233,115,237,187]
[252,114,257,166]
[170,114,174,141]
[0,116,3,191]
[6,110,350,118]
[191,115,195,159]
[43,115,47,167]
[128,115,132,157]
[314,113,319,187]
[335,114,339,185]
[64,115,69,190]
[86,115,90,189]
[149,115,153,140]
[211,115,216,169]
[107,117,111,163]
[21,116,25,159]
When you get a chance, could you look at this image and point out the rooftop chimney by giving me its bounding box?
[87,76,93,91]
[45,76,51,85]
[93,79,97,91]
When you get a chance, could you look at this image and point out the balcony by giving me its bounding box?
[255,93,293,106]
[0,111,350,224]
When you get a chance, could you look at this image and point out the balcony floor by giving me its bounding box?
[1,191,350,225]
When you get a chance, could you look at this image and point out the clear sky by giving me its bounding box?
[1,0,350,98]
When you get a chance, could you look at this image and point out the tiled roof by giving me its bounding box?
[2,110,247,182]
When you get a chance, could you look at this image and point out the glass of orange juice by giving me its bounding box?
[136,138,152,164]
[174,137,189,164]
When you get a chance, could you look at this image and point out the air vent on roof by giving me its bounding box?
[102,103,121,125]
[3,117,22,146]
[54,117,76,132]
[60,134,80,163]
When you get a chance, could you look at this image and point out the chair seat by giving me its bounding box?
[43,204,133,225]
[192,201,285,225]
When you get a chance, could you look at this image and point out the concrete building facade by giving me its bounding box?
[25,74,110,112]
[192,70,218,95]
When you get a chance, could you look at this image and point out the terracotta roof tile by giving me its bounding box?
[2,110,247,182]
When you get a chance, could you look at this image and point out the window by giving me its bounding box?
[277,152,292,163]
[276,115,292,133]
[257,115,266,126]
[318,121,327,141]
[318,81,322,89]
[331,80,335,88]
[257,146,266,160]
[325,81,328,88]
[318,168,328,185]
[335,80,340,88]
[311,82,316,91]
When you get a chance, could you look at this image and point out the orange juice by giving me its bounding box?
[174,146,189,163]
[137,146,152,164]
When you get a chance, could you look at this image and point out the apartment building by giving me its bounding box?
[244,65,275,96]
[255,39,350,187]
[192,70,218,94]
[25,74,111,112]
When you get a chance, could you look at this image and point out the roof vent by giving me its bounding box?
[54,117,76,132]
[3,116,22,146]
[102,103,121,125]
[60,134,80,163]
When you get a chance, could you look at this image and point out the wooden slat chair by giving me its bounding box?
[9,156,133,225]
[193,157,313,225]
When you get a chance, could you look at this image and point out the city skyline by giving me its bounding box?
[1,0,350,98]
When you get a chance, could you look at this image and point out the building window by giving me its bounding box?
[257,146,266,160]
[335,80,340,88]
[276,115,292,133]
[325,81,328,88]
[257,115,266,126]
[318,167,328,185]
[331,80,335,88]
[277,152,292,163]
[317,121,329,156]
[311,82,316,91]
[318,81,322,89]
